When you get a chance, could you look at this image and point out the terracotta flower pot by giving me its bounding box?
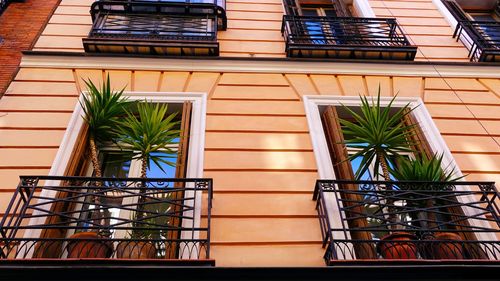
[431,232,464,259]
[377,232,418,259]
[116,241,157,259]
[67,232,113,258]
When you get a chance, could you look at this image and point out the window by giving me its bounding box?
[22,92,208,259]
[305,95,496,261]
[281,0,417,60]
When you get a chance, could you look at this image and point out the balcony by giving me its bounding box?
[0,176,213,265]
[282,16,417,60]
[313,180,500,265]
[83,0,227,56]
[454,20,500,62]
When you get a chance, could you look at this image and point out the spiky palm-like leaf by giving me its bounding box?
[389,154,464,186]
[117,102,181,178]
[339,88,417,180]
[80,76,132,177]
[80,75,131,142]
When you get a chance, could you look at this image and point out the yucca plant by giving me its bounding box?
[116,102,181,178]
[389,154,464,230]
[389,154,463,184]
[339,88,417,181]
[80,75,132,177]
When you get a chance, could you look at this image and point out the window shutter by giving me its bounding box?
[403,109,433,159]
[403,109,486,257]
[33,126,90,258]
[329,0,351,17]
[321,106,376,259]
[175,101,192,179]
[164,101,193,259]
[283,0,301,15]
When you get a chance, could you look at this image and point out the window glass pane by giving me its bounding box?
[101,152,131,178]
[146,151,179,178]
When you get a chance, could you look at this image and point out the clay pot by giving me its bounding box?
[116,241,157,259]
[377,232,418,259]
[431,232,464,259]
[67,232,113,258]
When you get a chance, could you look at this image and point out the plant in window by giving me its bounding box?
[338,88,419,259]
[67,76,132,259]
[389,154,466,259]
[115,102,181,259]
[116,102,181,178]
[339,89,416,182]
[80,75,132,177]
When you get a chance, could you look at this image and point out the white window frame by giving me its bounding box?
[303,95,497,259]
[23,92,207,259]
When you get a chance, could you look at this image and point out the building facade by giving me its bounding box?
[0,0,499,279]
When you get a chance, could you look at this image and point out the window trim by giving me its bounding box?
[303,95,496,247]
[24,92,208,257]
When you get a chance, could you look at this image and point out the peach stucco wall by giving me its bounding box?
[1,67,499,266]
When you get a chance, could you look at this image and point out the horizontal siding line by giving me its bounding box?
[40,34,86,38]
[0,146,59,149]
[376,15,446,19]
[227,2,282,5]
[208,215,317,219]
[431,117,500,121]
[211,241,322,246]
[410,45,466,48]
[216,84,290,87]
[205,148,313,152]
[54,13,89,16]
[58,5,90,7]
[226,9,283,14]
[0,166,52,170]
[372,7,437,11]
[0,110,74,113]
[424,88,490,92]
[210,98,301,102]
[3,94,79,97]
[400,24,451,27]
[13,79,76,83]
[212,190,312,194]
[461,170,500,174]
[0,127,66,131]
[205,130,310,134]
[226,18,282,22]
[46,23,92,26]
[204,168,317,172]
[226,27,281,31]
[32,47,84,50]
[441,133,500,137]
[207,113,306,117]
[219,51,286,55]
[425,102,500,106]
[451,151,500,155]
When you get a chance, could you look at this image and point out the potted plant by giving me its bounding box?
[115,101,181,259]
[67,76,132,258]
[388,154,466,259]
[338,89,419,259]
[116,193,172,259]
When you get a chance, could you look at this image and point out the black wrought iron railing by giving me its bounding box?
[454,20,500,62]
[89,13,218,42]
[282,15,417,60]
[314,180,500,264]
[0,176,213,261]
[84,0,224,55]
